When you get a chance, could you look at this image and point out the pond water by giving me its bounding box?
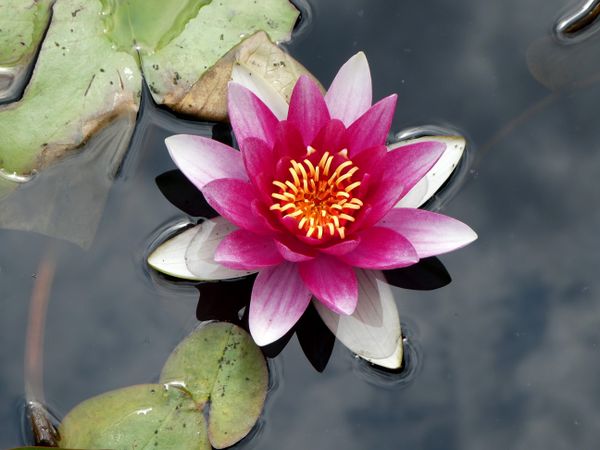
[2,0,600,448]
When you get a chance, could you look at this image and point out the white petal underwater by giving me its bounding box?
[392,135,466,208]
[314,269,403,368]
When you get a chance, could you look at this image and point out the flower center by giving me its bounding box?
[270,146,363,240]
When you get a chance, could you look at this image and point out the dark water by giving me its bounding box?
[2,0,600,448]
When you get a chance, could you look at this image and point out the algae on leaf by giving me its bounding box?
[0,0,53,102]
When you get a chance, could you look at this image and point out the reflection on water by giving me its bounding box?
[2,0,600,448]
[555,0,600,42]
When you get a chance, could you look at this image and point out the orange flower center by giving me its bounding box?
[270,146,363,240]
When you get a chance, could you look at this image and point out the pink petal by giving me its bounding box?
[379,208,478,258]
[249,263,312,346]
[358,141,445,229]
[228,82,279,148]
[165,135,247,190]
[325,52,372,126]
[215,229,283,270]
[314,269,401,361]
[275,238,316,262]
[273,121,306,160]
[299,255,358,315]
[288,75,330,146]
[346,94,397,156]
[339,227,419,269]
[310,119,347,152]
[201,178,271,235]
[239,137,274,185]
[320,238,360,256]
[392,136,467,208]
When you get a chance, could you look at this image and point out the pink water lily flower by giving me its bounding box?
[151,52,476,365]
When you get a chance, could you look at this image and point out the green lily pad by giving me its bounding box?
[57,323,268,449]
[0,0,52,102]
[59,384,209,449]
[0,0,142,176]
[161,322,268,449]
[0,0,298,177]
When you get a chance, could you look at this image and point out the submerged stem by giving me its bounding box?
[24,245,59,446]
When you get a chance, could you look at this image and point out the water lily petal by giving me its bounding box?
[363,340,403,369]
[231,63,289,120]
[325,52,372,126]
[379,208,478,258]
[239,137,275,185]
[310,118,347,152]
[275,239,316,262]
[249,262,312,346]
[184,218,255,280]
[273,120,306,160]
[299,255,358,315]
[215,229,283,270]
[202,178,271,235]
[358,140,445,228]
[165,135,247,191]
[147,226,203,281]
[228,82,279,147]
[339,227,419,269]
[346,94,397,155]
[314,269,401,361]
[392,136,466,208]
[320,238,360,256]
[288,75,330,146]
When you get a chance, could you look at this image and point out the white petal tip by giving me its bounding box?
[362,339,404,370]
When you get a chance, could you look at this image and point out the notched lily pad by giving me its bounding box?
[57,323,267,449]
[59,384,209,450]
[0,0,52,102]
[160,322,268,448]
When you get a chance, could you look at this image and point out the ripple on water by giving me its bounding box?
[352,323,422,390]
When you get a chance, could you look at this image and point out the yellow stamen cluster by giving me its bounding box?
[270,146,363,239]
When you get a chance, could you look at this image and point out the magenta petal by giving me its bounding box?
[288,75,330,146]
[228,82,278,147]
[346,94,397,155]
[215,229,283,270]
[299,255,358,315]
[339,227,419,269]
[202,178,270,235]
[325,52,372,126]
[379,208,478,258]
[275,239,315,262]
[310,119,347,152]
[240,137,274,185]
[358,141,445,229]
[165,135,247,190]
[249,263,312,346]
[320,238,360,256]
